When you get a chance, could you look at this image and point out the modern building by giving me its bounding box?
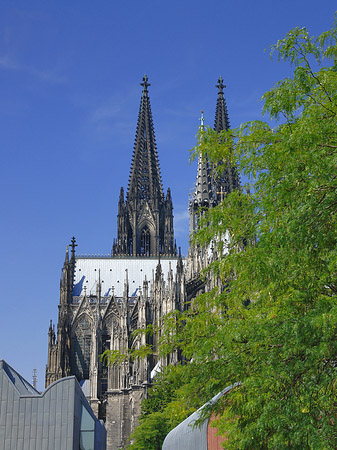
[45,76,239,449]
[0,359,106,450]
[162,385,237,450]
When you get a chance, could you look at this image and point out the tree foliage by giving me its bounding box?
[126,365,198,450]
[177,19,337,449]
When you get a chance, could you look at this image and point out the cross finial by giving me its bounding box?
[199,110,205,127]
[216,76,226,94]
[70,236,77,258]
[216,186,226,201]
[141,75,151,93]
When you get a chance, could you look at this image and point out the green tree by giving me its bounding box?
[126,365,197,450]
[178,18,337,449]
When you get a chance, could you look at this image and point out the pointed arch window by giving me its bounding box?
[140,227,150,256]
[72,316,91,381]
[128,230,133,255]
[100,330,110,395]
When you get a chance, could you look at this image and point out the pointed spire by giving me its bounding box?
[141,74,151,93]
[213,78,240,197]
[193,111,215,208]
[155,258,162,283]
[115,77,175,257]
[127,75,163,206]
[123,269,129,299]
[96,269,101,302]
[143,275,149,298]
[214,76,230,133]
[70,236,77,260]
[64,245,69,264]
[199,110,205,129]
[119,187,125,205]
[177,246,183,274]
[166,187,172,203]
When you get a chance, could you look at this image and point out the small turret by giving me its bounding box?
[189,111,216,234]
[48,320,55,347]
[96,269,102,303]
[143,275,149,298]
[155,255,162,283]
[119,186,125,206]
[176,246,184,275]
[123,269,129,300]
[64,245,69,264]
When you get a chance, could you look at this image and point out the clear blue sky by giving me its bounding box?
[1,0,335,390]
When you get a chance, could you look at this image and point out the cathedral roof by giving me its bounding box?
[72,256,178,298]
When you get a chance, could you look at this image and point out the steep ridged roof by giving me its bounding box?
[127,75,163,205]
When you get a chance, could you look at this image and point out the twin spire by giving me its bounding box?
[113,76,175,257]
[67,76,239,258]
[127,75,163,207]
[214,76,230,133]
[190,76,240,216]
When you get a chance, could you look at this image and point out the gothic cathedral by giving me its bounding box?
[45,76,239,449]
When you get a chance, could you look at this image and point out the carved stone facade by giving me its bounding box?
[46,77,239,449]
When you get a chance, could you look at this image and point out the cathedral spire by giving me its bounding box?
[70,236,77,261]
[213,77,240,198]
[192,111,215,209]
[64,245,69,264]
[214,76,230,133]
[127,75,163,207]
[114,76,176,257]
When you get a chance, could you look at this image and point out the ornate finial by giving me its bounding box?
[216,76,226,94]
[70,236,77,258]
[141,74,151,93]
[217,186,226,202]
[64,245,69,263]
[199,110,205,128]
[32,369,37,389]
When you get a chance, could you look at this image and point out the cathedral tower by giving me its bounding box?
[113,76,176,257]
[186,78,241,295]
[212,76,240,202]
[46,77,181,450]
[189,76,240,235]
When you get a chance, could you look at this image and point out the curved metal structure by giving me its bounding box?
[162,384,236,450]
